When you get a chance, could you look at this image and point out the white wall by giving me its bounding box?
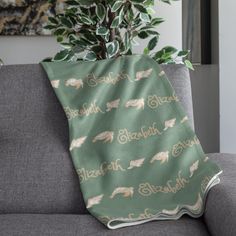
[137,1,182,51]
[0,37,60,65]
[0,1,182,65]
[219,0,236,153]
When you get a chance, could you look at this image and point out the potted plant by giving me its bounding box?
[45,0,193,70]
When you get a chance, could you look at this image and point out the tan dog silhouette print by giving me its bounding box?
[65,78,83,90]
[51,80,60,88]
[158,71,166,77]
[189,160,199,177]
[135,68,153,81]
[69,137,87,151]
[128,158,145,169]
[164,118,176,131]
[110,187,134,199]
[180,116,188,124]
[125,98,145,110]
[93,131,114,143]
[150,151,169,164]
[106,99,120,112]
[87,194,104,209]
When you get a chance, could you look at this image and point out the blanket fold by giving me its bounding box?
[41,55,222,229]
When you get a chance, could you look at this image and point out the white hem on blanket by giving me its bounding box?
[107,170,222,229]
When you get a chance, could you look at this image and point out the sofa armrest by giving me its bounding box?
[204,153,236,236]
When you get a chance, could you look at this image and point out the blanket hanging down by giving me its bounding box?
[41,55,222,229]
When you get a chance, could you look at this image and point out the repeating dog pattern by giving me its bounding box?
[106,99,120,112]
[150,151,169,164]
[42,55,221,229]
[135,68,153,81]
[51,80,60,88]
[125,98,145,110]
[181,116,188,124]
[92,131,114,143]
[65,78,83,89]
[110,187,134,199]
[189,160,199,178]
[158,71,166,77]
[69,136,87,151]
[164,118,176,131]
[87,194,104,209]
[127,158,145,169]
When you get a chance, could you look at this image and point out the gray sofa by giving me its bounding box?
[0,64,235,236]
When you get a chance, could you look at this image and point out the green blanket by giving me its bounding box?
[41,55,222,229]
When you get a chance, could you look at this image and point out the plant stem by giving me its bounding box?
[108,8,116,42]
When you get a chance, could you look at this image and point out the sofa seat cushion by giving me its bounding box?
[0,214,209,236]
[204,153,236,236]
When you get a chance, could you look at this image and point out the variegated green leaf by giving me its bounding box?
[148,36,158,50]
[131,0,146,3]
[48,17,58,25]
[79,16,94,25]
[111,16,120,28]
[178,50,190,57]
[106,40,119,58]
[134,4,148,14]
[65,0,79,5]
[53,50,69,61]
[143,47,150,55]
[61,17,73,28]
[138,31,149,39]
[139,13,150,22]
[123,32,131,53]
[57,36,63,42]
[53,28,66,36]
[96,27,109,35]
[151,17,164,26]
[111,1,123,12]
[84,51,97,61]
[184,60,194,70]
[96,3,106,21]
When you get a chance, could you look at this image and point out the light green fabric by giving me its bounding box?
[41,55,222,229]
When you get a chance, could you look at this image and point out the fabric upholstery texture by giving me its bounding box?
[0,64,193,214]
[204,153,236,236]
[0,64,86,214]
[0,214,209,236]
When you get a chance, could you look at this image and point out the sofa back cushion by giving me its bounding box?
[0,64,193,214]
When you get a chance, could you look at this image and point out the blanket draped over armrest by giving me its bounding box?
[41,55,222,229]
